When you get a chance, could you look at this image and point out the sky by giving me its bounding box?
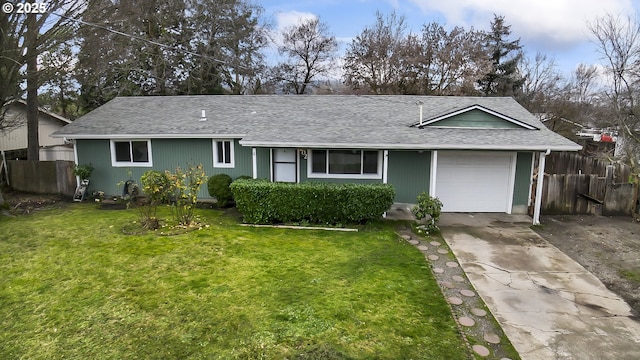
[260,0,638,78]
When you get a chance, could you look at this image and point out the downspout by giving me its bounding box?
[532,149,550,225]
[72,138,79,187]
[382,150,389,218]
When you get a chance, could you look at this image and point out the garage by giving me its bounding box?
[434,151,515,213]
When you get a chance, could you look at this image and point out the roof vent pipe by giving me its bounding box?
[200,109,207,122]
[416,101,424,126]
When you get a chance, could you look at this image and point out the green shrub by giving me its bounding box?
[166,164,208,225]
[208,174,233,207]
[139,170,171,229]
[412,192,443,234]
[73,163,94,180]
[230,179,395,225]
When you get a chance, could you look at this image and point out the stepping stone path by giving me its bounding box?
[460,289,476,297]
[473,345,490,357]
[458,316,475,327]
[484,333,501,344]
[396,227,516,359]
[471,308,487,317]
[448,296,463,305]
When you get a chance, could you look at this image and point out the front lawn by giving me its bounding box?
[0,204,467,359]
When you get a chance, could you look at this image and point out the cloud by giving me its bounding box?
[266,10,318,47]
[408,0,634,47]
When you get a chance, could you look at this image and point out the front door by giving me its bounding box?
[273,148,297,182]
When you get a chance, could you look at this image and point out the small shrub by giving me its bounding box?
[139,170,171,229]
[207,174,233,207]
[73,164,94,180]
[166,164,208,225]
[230,180,395,225]
[412,192,443,234]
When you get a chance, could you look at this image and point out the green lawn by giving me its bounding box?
[0,204,467,359]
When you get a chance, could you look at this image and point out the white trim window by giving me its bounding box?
[308,149,382,179]
[110,139,152,167]
[213,139,234,168]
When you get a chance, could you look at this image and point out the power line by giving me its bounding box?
[53,12,250,71]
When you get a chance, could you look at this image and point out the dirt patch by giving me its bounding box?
[2,189,70,215]
[533,215,640,315]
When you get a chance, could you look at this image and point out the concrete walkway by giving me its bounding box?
[440,213,640,360]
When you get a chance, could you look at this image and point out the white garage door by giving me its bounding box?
[435,151,514,213]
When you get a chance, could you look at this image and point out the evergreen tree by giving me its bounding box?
[477,15,524,96]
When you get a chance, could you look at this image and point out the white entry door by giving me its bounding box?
[273,148,297,182]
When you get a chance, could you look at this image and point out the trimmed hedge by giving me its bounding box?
[230,179,395,225]
[208,174,233,207]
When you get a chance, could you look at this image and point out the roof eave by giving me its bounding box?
[50,133,246,139]
[239,140,582,152]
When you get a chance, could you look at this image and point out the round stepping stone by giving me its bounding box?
[447,296,463,305]
[417,245,429,251]
[437,248,449,254]
[472,344,490,357]
[471,308,487,317]
[445,261,459,268]
[484,333,501,344]
[441,281,455,289]
[458,316,475,327]
[430,241,441,246]
[401,235,411,240]
[409,240,420,245]
[427,254,439,261]
[452,275,465,282]
[433,267,444,274]
[460,289,475,297]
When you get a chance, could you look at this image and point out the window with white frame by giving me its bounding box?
[309,149,381,178]
[213,139,234,168]
[110,140,152,167]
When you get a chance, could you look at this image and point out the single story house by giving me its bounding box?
[0,99,74,161]
[51,95,581,224]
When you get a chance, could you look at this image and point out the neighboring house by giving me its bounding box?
[51,95,581,223]
[0,100,74,161]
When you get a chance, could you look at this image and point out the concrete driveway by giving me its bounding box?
[440,213,640,360]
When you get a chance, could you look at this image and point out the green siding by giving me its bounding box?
[387,151,431,203]
[76,138,251,199]
[429,109,523,129]
[512,152,533,206]
[255,148,271,179]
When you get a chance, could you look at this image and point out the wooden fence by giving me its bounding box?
[540,152,638,216]
[7,160,76,197]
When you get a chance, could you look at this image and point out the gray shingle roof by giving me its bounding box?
[52,95,581,151]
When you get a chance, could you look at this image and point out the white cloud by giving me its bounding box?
[265,10,318,48]
[408,0,634,46]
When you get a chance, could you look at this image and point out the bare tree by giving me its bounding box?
[343,11,408,94]
[589,13,640,173]
[517,52,561,112]
[415,23,489,95]
[275,17,337,94]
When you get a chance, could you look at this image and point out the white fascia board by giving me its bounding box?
[52,133,246,139]
[415,104,538,130]
[238,141,583,152]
